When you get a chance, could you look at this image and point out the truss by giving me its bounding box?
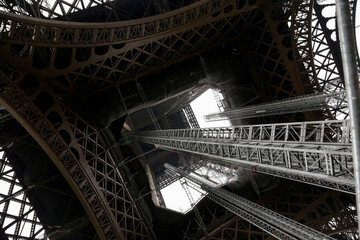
[0,64,152,239]
[0,0,357,238]
[134,120,355,194]
[183,104,200,129]
[165,163,333,239]
[204,91,347,122]
[201,181,357,239]
[0,0,259,94]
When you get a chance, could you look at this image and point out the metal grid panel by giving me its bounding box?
[0,150,47,239]
[0,64,151,239]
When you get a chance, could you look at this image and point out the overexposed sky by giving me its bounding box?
[161,88,230,212]
[161,179,203,212]
[0,152,47,239]
[190,89,230,128]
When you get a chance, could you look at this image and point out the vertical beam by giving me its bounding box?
[336,0,360,230]
[136,80,161,130]
[183,104,200,129]
[145,164,160,206]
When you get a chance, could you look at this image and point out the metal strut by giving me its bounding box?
[336,0,360,231]
[204,91,347,122]
[165,163,334,240]
[183,104,200,129]
[180,179,207,234]
[133,120,355,194]
[136,81,161,130]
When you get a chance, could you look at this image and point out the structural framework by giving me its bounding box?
[0,0,358,239]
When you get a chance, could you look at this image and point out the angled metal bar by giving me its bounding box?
[0,0,255,47]
[180,179,207,234]
[183,104,200,129]
[167,170,295,240]
[290,0,321,94]
[206,193,296,240]
[2,208,34,231]
[165,164,334,240]
[136,80,161,130]
[117,147,158,167]
[204,92,347,122]
[136,119,351,145]
[0,185,34,205]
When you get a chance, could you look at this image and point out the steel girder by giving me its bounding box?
[183,104,200,129]
[0,66,152,239]
[0,0,356,239]
[165,163,333,240]
[156,153,237,190]
[134,120,354,193]
[310,0,357,119]
[0,150,45,239]
[201,181,357,239]
[0,0,259,93]
[0,0,254,47]
[0,0,352,114]
[204,91,347,122]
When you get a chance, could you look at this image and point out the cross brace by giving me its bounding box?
[134,120,354,194]
[165,164,334,240]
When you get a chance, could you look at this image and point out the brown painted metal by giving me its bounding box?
[0,65,151,239]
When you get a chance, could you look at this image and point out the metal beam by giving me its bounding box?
[183,104,200,129]
[134,120,355,194]
[165,164,334,240]
[136,81,161,130]
[336,0,360,231]
[204,91,346,122]
[180,179,207,234]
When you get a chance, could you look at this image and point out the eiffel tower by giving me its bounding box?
[0,0,358,239]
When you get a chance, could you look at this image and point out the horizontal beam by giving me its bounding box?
[204,91,347,121]
[137,119,351,145]
[134,120,355,194]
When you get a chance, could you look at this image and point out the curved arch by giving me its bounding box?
[0,69,112,239]
[0,64,151,239]
[0,0,256,47]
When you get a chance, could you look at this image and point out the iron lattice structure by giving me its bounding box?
[0,0,358,239]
